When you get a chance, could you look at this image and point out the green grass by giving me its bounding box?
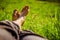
[0,0,60,40]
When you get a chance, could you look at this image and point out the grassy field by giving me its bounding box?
[0,0,60,40]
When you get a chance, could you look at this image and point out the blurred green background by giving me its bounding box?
[0,0,60,40]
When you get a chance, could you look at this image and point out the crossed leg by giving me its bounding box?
[12,6,29,31]
[12,6,47,40]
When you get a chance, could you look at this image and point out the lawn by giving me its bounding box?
[0,0,60,40]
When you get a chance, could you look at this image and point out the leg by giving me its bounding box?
[12,6,29,30]
[22,35,47,40]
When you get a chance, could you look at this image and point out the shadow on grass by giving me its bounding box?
[37,0,60,3]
